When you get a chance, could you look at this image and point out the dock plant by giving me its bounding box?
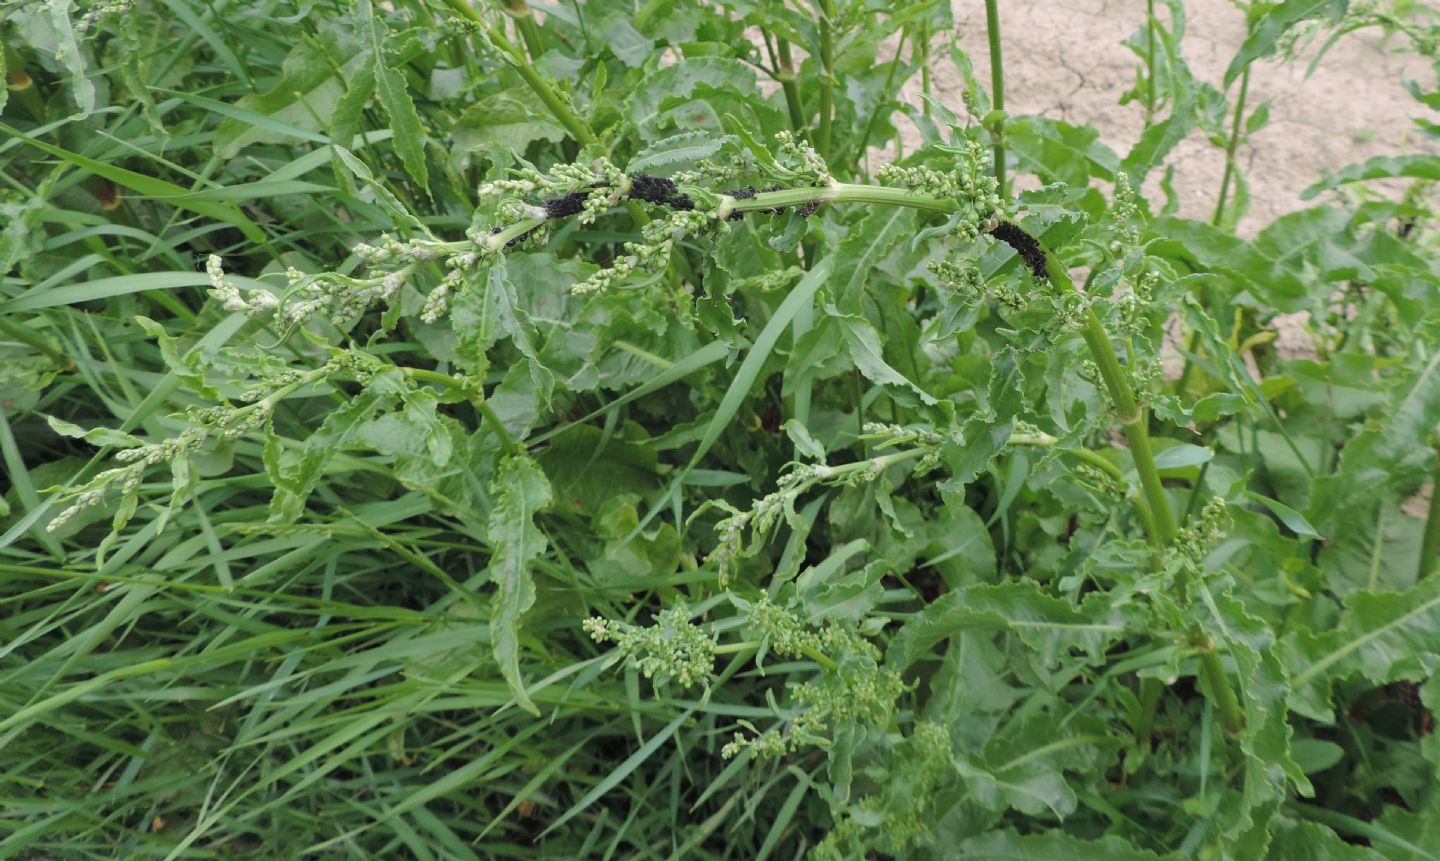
[2,0,1440,858]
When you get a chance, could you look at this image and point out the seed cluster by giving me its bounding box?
[720,603,908,761]
[583,604,716,690]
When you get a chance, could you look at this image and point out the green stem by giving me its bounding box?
[1134,676,1163,752]
[491,25,597,147]
[1040,255,1177,546]
[1009,430,1158,539]
[1194,631,1245,736]
[801,644,840,672]
[443,0,597,148]
[815,0,837,163]
[1008,431,1123,482]
[3,45,47,122]
[1419,450,1440,582]
[918,22,932,115]
[0,314,67,364]
[711,640,840,672]
[774,38,806,133]
[401,366,519,454]
[1212,63,1250,227]
[500,0,546,62]
[983,0,1007,198]
[1144,0,1157,126]
[480,216,547,252]
[726,182,959,214]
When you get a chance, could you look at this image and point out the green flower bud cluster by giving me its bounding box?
[707,447,931,584]
[887,138,1002,241]
[860,422,943,450]
[673,155,751,187]
[75,0,132,38]
[1128,357,1163,397]
[1116,291,1144,336]
[722,614,907,761]
[571,207,716,295]
[930,257,1023,313]
[48,394,278,532]
[1053,289,1091,331]
[1110,172,1142,254]
[731,266,806,293]
[46,348,389,533]
[743,595,823,661]
[1114,270,1160,334]
[719,725,794,760]
[796,651,905,729]
[859,423,946,474]
[928,258,984,297]
[207,255,280,318]
[208,226,483,330]
[583,603,716,690]
[1176,496,1229,564]
[876,164,959,198]
[1072,462,1126,498]
[811,722,954,859]
[773,130,832,187]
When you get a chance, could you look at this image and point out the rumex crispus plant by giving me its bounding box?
[2,0,1440,859]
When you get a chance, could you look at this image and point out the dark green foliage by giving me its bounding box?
[2,0,1440,859]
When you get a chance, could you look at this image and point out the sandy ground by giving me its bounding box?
[925,0,1438,234]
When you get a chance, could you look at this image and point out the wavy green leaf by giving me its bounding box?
[487,454,553,716]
